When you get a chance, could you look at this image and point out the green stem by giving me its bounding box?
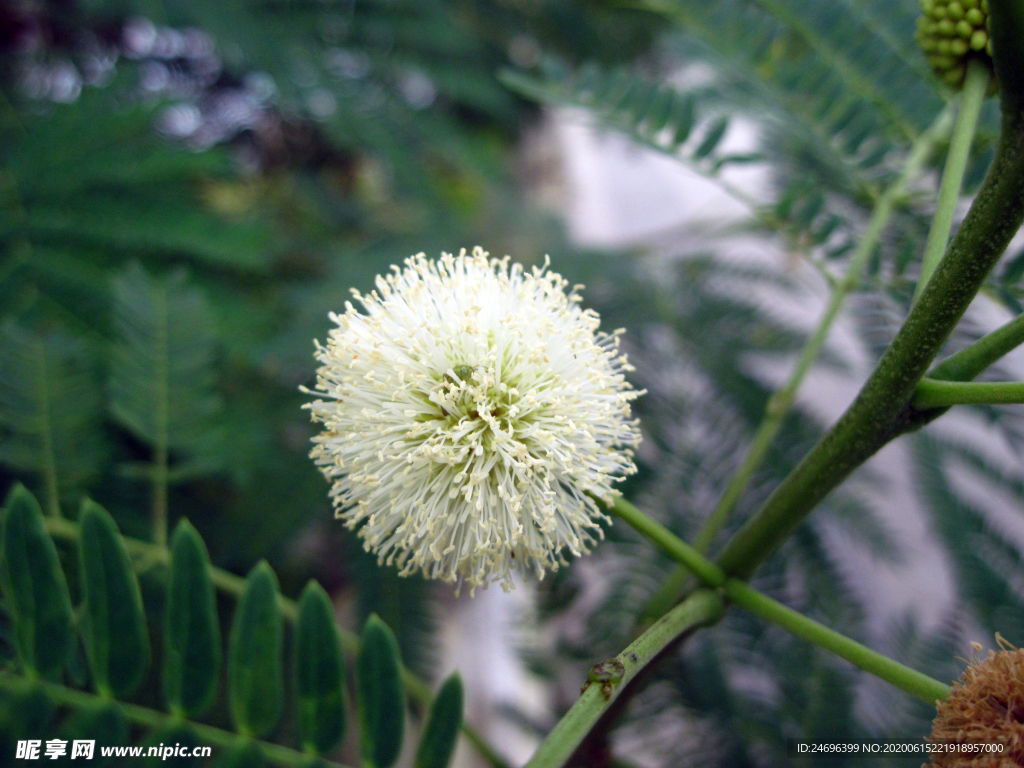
[913,378,1024,407]
[0,673,355,768]
[722,582,951,704]
[41,517,510,768]
[693,104,953,556]
[716,97,1024,579]
[928,311,1024,382]
[614,498,725,586]
[609,500,951,704]
[523,590,725,768]
[914,59,990,304]
[640,107,954,623]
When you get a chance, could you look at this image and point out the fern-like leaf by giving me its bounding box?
[0,321,103,515]
[108,262,222,478]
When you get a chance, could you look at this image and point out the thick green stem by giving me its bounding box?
[914,379,1024,407]
[716,94,1024,579]
[523,590,725,768]
[928,311,1024,381]
[0,673,355,768]
[609,501,951,704]
[41,517,510,768]
[641,108,954,624]
[913,60,990,304]
[692,106,953,556]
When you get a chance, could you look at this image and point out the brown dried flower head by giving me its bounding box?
[927,636,1024,768]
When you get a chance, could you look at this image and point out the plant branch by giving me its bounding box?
[522,589,725,768]
[41,517,511,768]
[928,311,1024,381]
[640,107,954,623]
[914,59,990,303]
[913,379,1024,407]
[692,105,954,555]
[716,86,1024,579]
[0,672,355,768]
[609,499,951,704]
[613,498,725,586]
[751,0,921,143]
[722,581,951,703]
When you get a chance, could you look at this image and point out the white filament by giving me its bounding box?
[305,248,643,593]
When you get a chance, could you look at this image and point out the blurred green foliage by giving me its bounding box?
[0,0,661,761]
[0,0,659,658]
[3,0,1024,766]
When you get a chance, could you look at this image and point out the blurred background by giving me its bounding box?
[3,1,1024,766]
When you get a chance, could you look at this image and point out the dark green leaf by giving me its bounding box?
[109,262,222,473]
[671,95,696,147]
[65,635,90,688]
[296,580,346,755]
[812,215,842,245]
[694,116,729,159]
[358,614,405,768]
[58,702,128,767]
[795,190,825,229]
[164,519,221,718]
[620,80,659,121]
[644,88,675,133]
[610,73,642,114]
[228,561,283,739]
[0,324,104,508]
[415,674,464,768]
[208,741,264,768]
[0,682,52,753]
[0,484,74,679]
[78,499,151,698]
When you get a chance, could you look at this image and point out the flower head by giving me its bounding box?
[927,636,1024,767]
[916,0,992,88]
[305,248,643,592]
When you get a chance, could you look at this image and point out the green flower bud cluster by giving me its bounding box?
[916,0,992,88]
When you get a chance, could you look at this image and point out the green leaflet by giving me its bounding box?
[415,674,464,768]
[0,485,74,679]
[0,324,104,514]
[694,116,730,159]
[670,95,696,147]
[108,261,223,469]
[0,679,53,754]
[295,580,347,756]
[2,83,274,273]
[208,741,265,768]
[227,561,283,739]
[358,614,406,768]
[164,520,221,718]
[78,499,151,699]
[58,702,129,768]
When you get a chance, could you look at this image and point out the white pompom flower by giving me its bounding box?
[304,247,643,593]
